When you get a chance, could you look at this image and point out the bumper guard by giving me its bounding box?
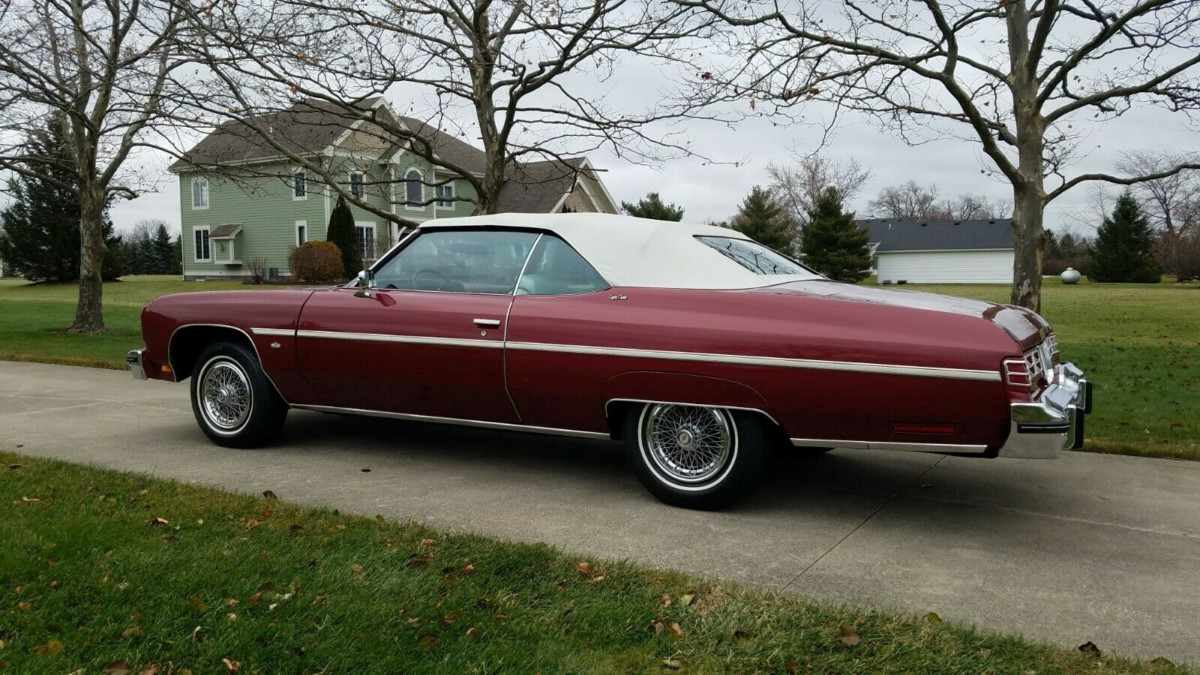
[998,362,1092,459]
[127,348,147,381]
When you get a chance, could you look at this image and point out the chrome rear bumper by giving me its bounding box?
[127,348,147,380]
[998,362,1092,458]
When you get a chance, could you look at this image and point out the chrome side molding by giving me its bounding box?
[790,437,988,454]
[290,404,611,441]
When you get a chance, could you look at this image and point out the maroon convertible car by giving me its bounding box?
[129,213,1092,508]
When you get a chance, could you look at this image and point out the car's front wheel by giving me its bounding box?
[190,341,287,448]
[623,403,770,509]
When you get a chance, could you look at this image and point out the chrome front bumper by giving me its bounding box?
[998,362,1092,459]
[127,348,147,381]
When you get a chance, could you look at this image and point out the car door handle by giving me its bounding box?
[474,318,501,329]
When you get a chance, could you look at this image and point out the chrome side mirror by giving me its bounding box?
[353,269,375,297]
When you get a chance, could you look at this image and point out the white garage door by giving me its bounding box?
[876,250,1014,284]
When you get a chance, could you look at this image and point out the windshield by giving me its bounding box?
[695,236,816,276]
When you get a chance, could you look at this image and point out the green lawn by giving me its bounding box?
[0,451,1189,674]
[0,275,1196,460]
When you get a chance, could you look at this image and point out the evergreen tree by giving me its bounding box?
[151,223,177,274]
[0,114,121,282]
[731,186,795,253]
[621,192,684,221]
[1088,192,1161,283]
[326,194,361,277]
[800,187,872,282]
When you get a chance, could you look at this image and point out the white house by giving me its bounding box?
[859,218,1014,284]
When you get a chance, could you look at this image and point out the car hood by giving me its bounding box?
[754,280,1049,349]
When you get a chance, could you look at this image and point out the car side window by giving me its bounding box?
[373,229,539,294]
[516,234,609,295]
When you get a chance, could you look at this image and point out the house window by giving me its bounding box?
[293,171,307,199]
[435,181,455,209]
[350,171,365,198]
[356,223,375,262]
[193,227,211,262]
[405,169,422,208]
[192,177,209,209]
[295,220,307,246]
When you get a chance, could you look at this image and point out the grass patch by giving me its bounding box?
[0,451,1189,674]
[0,276,1197,460]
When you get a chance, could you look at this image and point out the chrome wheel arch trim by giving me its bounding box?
[290,404,610,440]
[168,323,290,404]
[605,398,779,426]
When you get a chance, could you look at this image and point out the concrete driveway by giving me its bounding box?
[2,360,1198,664]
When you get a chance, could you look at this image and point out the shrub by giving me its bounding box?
[246,256,268,285]
[289,241,344,283]
[326,194,362,277]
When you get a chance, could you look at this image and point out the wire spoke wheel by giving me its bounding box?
[641,404,733,484]
[200,359,252,431]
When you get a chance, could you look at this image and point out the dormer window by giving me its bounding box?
[293,171,307,199]
[192,177,209,209]
[350,171,365,198]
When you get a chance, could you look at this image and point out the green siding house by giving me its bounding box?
[170,98,618,280]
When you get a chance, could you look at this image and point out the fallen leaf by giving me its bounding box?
[221,658,240,671]
[662,657,682,670]
[138,665,159,675]
[680,593,695,607]
[1078,641,1101,655]
[148,517,168,527]
[32,638,64,656]
[241,518,260,530]
[418,633,438,648]
[1151,657,1176,667]
[651,618,665,635]
[465,627,476,637]
[188,595,208,612]
[262,490,278,500]
[289,524,304,533]
[227,598,239,607]
[420,538,436,548]
[361,468,371,473]
[105,659,133,675]
[20,496,39,503]
[190,626,203,642]
[18,601,31,611]
[668,622,683,640]
[588,575,605,586]
[785,656,799,674]
[926,612,942,624]
[351,563,364,577]
[461,564,476,576]
[122,626,143,638]
[312,595,327,606]
[660,594,672,607]
[839,625,861,647]
[576,561,594,579]
[442,613,456,624]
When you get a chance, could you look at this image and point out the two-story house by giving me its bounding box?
[169,98,618,280]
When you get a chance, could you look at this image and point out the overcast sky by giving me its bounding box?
[108,99,1194,239]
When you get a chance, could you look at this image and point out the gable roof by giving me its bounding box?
[169,98,383,171]
[859,218,1014,252]
[494,157,588,213]
[386,117,487,175]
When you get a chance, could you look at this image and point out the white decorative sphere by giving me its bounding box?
[1060,268,1081,284]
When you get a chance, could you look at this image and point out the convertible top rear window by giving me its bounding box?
[696,236,813,276]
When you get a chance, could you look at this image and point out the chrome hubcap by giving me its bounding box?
[201,360,251,431]
[643,404,733,483]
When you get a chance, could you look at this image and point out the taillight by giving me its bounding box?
[1003,358,1032,390]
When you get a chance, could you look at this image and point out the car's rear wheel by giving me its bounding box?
[623,402,770,509]
[190,341,287,448]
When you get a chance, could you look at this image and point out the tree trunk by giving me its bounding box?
[1010,183,1045,313]
[70,183,105,333]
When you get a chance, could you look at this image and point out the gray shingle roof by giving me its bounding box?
[494,158,587,213]
[170,98,383,171]
[859,218,1014,252]
[209,223,242,239]
[389,117,486,175]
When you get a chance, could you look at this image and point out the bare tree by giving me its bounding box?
[0,0,183,331]
[172,0,723,223]
[767,155,871,224]
[1117,150,1200,234]
[868,181,942,219]
[943,193,1008,221]
[687,0,1200,311]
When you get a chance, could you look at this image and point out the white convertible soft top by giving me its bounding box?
[418,213,821,289]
